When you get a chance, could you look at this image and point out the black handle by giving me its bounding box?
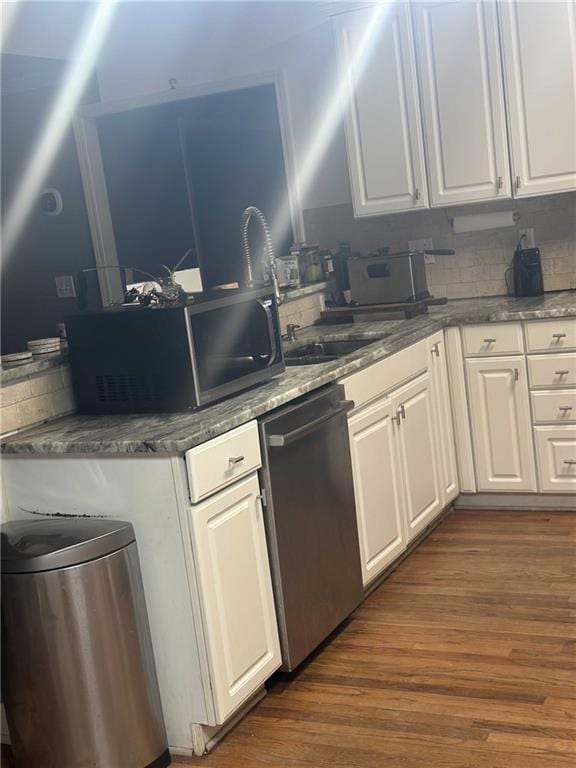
[423,249,455,256]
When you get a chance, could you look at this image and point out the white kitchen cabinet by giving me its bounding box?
[413,0,511,206]
[466,356,537,492]
[188,472,281,724]
[427,332,459,504]
[391,373,442,540]
[499,1,576,197]
[348,397,407,586]
[534,426,576,493]
[334,4,428,216]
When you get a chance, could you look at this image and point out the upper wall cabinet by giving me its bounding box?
[413,0,511,206]
[499,1,576,197]
[334,5,429,216]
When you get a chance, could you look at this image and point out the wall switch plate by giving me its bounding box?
[518,228,535,248]
[55,275,76,299]
[409,237,435,263]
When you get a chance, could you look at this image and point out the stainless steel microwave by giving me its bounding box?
[66,288,284,413]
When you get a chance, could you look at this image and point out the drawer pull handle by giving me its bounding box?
[552,333,567,340]
[514,367,520,381]
[563,460,576,466]
[559,406,573,412]
[556,370,570,376]
[228,455,245,466]
[483,338,497,344]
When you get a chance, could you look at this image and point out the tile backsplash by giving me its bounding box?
[278,291,325,334]
[303,192,576,300]
[0,365,75,436]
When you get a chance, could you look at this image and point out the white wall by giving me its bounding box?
[3,1,353,213]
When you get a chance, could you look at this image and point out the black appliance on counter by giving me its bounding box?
[511,246,544,297]
[66,287,284,413]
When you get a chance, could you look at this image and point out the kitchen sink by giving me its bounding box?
[284,338,381,365]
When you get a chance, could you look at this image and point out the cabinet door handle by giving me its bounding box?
[228,455,245,466]
[483,338,497,344]
[515,175,521,189]
[497,175,503,189]
[556,370,570,376]
[559,406,573,412]
[431,343,440,357]
[563,460,576,466]
[393,405,406,425]
[552,333,567,340]
[514,368,520,381]
[414,187,420,201]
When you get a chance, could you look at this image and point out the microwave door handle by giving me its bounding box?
[257,299,278,367]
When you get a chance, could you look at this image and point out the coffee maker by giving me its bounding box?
[510,236,544,297]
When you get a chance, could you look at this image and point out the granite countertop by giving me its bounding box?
[3,291,574,456]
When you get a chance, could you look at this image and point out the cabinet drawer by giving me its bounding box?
[527,354,576,389]
[341,340,427,410]
[525,318,576,353]
[534,426,576,493]
[531,390,576,424]
[185,421,261,502]
[462,323,524,356]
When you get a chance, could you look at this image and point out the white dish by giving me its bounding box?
[27,337,60,349]
[2,351,33,362]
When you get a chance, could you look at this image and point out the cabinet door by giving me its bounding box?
[334,4,428,216]
[534,426,576,493]
[348,398,407,586]
[414,0,511,205]
[466,357,537,492]
[500,1,576,197]
[189,473,281,724]
[392,374,442,541]
[427,332,459,504]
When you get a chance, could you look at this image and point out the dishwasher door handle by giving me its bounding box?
[266,400,355,447]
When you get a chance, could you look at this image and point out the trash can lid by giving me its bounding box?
[1,519,135,573]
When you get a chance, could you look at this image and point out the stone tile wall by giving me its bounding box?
[0,366,75,436]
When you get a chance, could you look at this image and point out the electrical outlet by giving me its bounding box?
[55,275,76,299]
[518,228,535,248]
[409,237,435,263]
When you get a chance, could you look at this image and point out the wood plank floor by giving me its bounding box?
[174,509,576,767]
[3,509,575,767]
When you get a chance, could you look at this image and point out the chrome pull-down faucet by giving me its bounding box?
[239,206,281,303]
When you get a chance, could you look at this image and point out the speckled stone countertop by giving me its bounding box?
[3,291,574,455]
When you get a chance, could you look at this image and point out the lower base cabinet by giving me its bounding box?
[534,426,576,493]
[392,373,442,541]
[188,473,281,724]
[466,356,537,492]
[348,371,443,586]
[348,398,407,586]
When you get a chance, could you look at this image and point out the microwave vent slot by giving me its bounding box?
[95,374,158,404]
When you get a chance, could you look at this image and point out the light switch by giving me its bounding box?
[55,275,76,299]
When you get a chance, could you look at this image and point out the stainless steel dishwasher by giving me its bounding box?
[259,384,363,670]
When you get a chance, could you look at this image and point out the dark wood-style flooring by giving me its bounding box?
[3,510,575,767]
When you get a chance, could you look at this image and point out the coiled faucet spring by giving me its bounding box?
[239,206,280,302]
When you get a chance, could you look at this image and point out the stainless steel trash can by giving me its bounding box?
[1,518,170,768]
